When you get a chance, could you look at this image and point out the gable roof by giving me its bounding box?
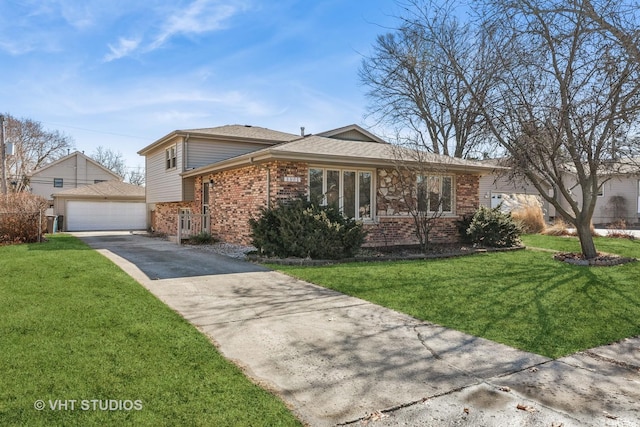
[28,150,122,179]
[137,124,300,155]
[183,134,499,178]
[317,124,387,144]
[52,180,145,199]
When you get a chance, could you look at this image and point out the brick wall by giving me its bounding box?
[152,201,196,236]
[186,163,479,247]
[199,161,308,245]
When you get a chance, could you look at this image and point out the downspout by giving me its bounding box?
[183,133,190,171]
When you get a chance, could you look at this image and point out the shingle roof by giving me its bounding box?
[183,134,499,177]
[181,125,300,142]
[53,180,145,199]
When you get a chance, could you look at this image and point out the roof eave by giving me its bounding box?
[182,150,501,177]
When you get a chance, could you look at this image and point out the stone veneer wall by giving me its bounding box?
[363,169,480,247]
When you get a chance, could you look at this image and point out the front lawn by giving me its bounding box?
[0,235,301,427]
[271,235,640,359]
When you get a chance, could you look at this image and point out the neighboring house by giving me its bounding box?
[479,162,556,221]
[52,181,146,231]
[480,159,640,225]
[139,124,498,247]
[27,151,122,204]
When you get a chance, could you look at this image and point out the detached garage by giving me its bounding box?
[53,181,146,231]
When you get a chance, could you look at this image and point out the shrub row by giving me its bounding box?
[0,194,48,244]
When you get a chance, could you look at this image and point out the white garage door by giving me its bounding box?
[66,201,146,231]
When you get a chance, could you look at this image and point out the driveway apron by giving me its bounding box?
[77,232,640,427]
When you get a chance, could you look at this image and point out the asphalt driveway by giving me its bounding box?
[76,231,640,426]
[73,231,267,279]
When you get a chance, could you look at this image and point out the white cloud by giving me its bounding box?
[150,0,244,50]
[104,37,142,62]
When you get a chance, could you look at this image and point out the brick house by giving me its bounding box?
[138,124,497,246]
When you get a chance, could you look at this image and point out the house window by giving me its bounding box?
[94,180,106,184]
[309,168,372,220]
[417,175,453,213]
[166,146,177,170]
[53,178,63,188]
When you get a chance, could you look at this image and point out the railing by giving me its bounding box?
[176,213,210,242]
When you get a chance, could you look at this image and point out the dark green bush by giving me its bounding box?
[467,205,522,248]
[188,231,216,245]
[249,198,367,259]
[456,213,475,243]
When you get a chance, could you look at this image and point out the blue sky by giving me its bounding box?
[0,0,401,170]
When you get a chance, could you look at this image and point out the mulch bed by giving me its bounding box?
[553,252,637,267]
[250,244,525,266]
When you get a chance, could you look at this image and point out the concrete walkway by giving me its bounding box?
[78,233,640,426]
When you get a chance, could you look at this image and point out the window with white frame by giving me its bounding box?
[309,168,372,220]
[417,175,453,213]
[165,146,177,170]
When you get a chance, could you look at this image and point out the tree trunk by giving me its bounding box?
[575,220,597,259]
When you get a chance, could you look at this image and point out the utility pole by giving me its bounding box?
[1,115,7,195]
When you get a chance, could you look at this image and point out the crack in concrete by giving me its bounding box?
[583,350,640,372]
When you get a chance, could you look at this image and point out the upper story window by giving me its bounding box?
[165,146,177,170]
[309,167,372,220]
[417,175,453,213]
[53,178,63,188]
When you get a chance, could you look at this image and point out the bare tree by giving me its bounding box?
[91,146,126,179]
[3,114,74,193]
[91,146,145,185]
[360,0,495,158]
[127,166,145,186]
[471,0,640,259]
[390,135,455,252]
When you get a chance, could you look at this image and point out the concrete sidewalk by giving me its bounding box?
[85,235,640,426]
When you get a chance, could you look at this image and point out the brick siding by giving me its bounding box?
[177,164,479,247]
[152,201,196,236]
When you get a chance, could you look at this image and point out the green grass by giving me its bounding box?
[270,235,640,359]
[0,235,301,427]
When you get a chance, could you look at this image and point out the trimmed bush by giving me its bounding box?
[0,193,48,244]
[249,198,367,259]
[467,205,522,248]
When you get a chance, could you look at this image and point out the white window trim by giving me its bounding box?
[309,166,374,221]
[165,146,177,170]
[416,174,455,214]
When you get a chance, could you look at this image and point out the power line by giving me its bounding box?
[40,121,151,141]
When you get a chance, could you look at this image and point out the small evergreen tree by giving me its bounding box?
[249,198,367,259]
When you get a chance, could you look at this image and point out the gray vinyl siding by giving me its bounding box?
[593,175,640,223]
[185,139,271,169]
[329,129,374,142]
[145,142,184,203]
[31,155,119,201]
